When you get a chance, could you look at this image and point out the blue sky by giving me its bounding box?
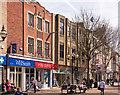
[38,0,119,28]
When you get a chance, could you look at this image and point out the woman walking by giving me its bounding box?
[33,78,37,93]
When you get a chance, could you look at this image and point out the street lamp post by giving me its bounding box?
[0,25,7,82]
[46,32,56,41]
[68,54,79,84]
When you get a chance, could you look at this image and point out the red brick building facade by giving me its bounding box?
[7,2,52,58]
[6,1,53,90]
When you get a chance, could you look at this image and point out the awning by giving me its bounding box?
[53,70,70,74]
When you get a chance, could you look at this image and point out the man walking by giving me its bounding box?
[100,80,105,95]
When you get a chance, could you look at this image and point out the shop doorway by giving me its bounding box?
[0,67,2,92]
[44,69,50,88]
[36,69,50,89]
[16,73,22,87]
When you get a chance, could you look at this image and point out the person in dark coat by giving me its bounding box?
[67,76,70,86]
[106,79,109,85]
[89,79,93,89]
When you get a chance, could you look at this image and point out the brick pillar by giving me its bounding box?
[3,66,6,81]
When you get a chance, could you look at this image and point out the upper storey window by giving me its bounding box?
[60,19,64,35]
[45,21,49,33]
[37,17,42,31]
[67,26,70,37]
[28,37,34,54]
[72,26,76,40]
[28,13,34,27]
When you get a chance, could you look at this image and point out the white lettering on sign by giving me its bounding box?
[37,62,52,69]
[38,63,44,67]
[16,60,31,66]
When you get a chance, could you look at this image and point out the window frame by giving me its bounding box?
[28,37,34,54]
[45,42,49,57]
[45,21,49,33]
[67,25,70,37]
[37,17,42,31]
[28,12,34,28]
[37,40,42,56]
[72,26,76,40]
[60,43,64,58]
[60,18,64,35]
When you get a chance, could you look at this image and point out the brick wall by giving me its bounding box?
[7,2,23,54]
[7,2,52,59]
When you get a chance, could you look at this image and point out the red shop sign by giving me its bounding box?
[35,62,53,69]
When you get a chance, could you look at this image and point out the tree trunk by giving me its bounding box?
[87,58,90,84]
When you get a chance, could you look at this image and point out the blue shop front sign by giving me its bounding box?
[9,58,35,67]
[0,56,6,65]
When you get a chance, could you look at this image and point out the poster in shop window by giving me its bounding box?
[44,70,48,84]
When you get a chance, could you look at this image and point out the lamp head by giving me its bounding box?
[0,25,7,41]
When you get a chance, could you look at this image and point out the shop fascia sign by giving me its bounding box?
[35,61,53,69]
[9,58,35,67]
[0,56,6,65]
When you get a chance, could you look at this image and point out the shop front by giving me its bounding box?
[53,69,70,87]
[8,57,35,91]
[7,55,53,91]
[35,61,53,89]
[0,55,6,92]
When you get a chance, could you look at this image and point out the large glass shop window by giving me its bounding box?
[25,68,34,88]
[10,67,22,88]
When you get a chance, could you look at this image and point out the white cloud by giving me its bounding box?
[64,0,79,13]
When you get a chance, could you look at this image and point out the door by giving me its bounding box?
[44,69,50,88]
[16,73,22,88]
[0,67,2,92]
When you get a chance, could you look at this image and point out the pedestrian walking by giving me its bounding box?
[90,79,92,89]
[66,76,70,86]
[33,77,37,93]
[2,80,6,92]
[100,80,105,95]
[111,79,114,86]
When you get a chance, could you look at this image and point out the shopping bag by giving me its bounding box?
[98,86,101,90]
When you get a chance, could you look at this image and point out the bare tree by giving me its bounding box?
[73,9,118,83]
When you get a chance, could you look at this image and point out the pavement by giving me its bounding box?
[25,82,120,95]
[0,82,119,95]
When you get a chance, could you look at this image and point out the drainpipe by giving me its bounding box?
[6,53,9,81]
[22,2,24,55]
